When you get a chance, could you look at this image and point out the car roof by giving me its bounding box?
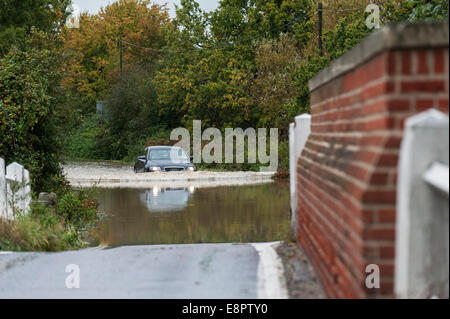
[146,146,182,150]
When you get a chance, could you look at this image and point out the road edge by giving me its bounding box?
[251,242,289,299]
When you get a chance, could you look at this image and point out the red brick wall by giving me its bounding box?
[297,47,449,298]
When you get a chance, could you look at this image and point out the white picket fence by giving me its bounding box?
[289,114,311,237]
[395,109,449,299]
[0,157,31,220]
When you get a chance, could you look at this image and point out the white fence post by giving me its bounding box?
[395,109,449,299]
[23,169,31,215]
[289,114,311,237]
[6,162,24,218]
[0,158,6,219]
[5,162,32,219]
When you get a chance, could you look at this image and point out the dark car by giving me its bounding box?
[134,146,197,173]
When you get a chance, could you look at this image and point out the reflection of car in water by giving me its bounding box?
[140,187,195,212]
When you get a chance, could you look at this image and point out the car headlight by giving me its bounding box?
[187,166,196,172]
[150,166,162,172]
[152,187,161,196]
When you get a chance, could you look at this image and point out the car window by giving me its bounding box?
[149,149,188,161]
[150,150,170,161]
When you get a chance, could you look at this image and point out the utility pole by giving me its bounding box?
[318,2,323,57]
[119,36,123,76]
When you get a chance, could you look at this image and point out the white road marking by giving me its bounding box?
[251,242,289,299]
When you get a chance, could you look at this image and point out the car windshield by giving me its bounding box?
[149,148,188,161]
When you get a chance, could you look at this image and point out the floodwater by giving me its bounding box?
[95,183,290,247]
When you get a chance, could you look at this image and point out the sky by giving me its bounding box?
[71,0,220,18]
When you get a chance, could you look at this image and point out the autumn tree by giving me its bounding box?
[249,34,301,137]
[62,0,448,164]
[154,0,315,131]
[62,0,170,116]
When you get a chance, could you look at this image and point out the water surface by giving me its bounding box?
[96,183,290,247]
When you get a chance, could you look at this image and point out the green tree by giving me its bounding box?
[210,0,314,49]
[63,0,449,167]
[102,65,162,160]
[0,0,72,55]
[407,0,449,21]
[155,0,315,132]
[0,44,64,192]
[249,34,302,137]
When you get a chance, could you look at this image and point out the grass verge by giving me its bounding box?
[0,188,100,252]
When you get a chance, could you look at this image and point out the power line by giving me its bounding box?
[316,0,391,58]
[120,1,394,55]
[120,16,304,54]
[318,0,392,12]
[121,39,164,53]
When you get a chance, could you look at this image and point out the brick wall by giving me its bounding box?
[296,22,449,298]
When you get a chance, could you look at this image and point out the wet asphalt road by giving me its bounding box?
[0,244,261,299]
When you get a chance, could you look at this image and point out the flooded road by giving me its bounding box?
[1,164,292,299]
[95,183,290,247]
[64,162,275,188]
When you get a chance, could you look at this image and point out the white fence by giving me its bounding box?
[0,158,31,220]
[289,114,311,237]
[395,109,449,299]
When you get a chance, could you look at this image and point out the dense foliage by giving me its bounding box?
[1,0,449,183]
[0,39,64,191]
[61,0,170,118]
[0,1,100,253]
[0,0,72,55]
[63,0,448,173]
[0,188,99,252]
[0,0,447,251]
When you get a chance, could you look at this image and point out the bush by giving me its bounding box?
[58,189,98,230]
[121,129,175,162]
[0,188,99,252]
[0,210,65,252]
[64,115,105,160]
[0,44,64,193]
[104,65,164,160]
[195,135,288,174]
